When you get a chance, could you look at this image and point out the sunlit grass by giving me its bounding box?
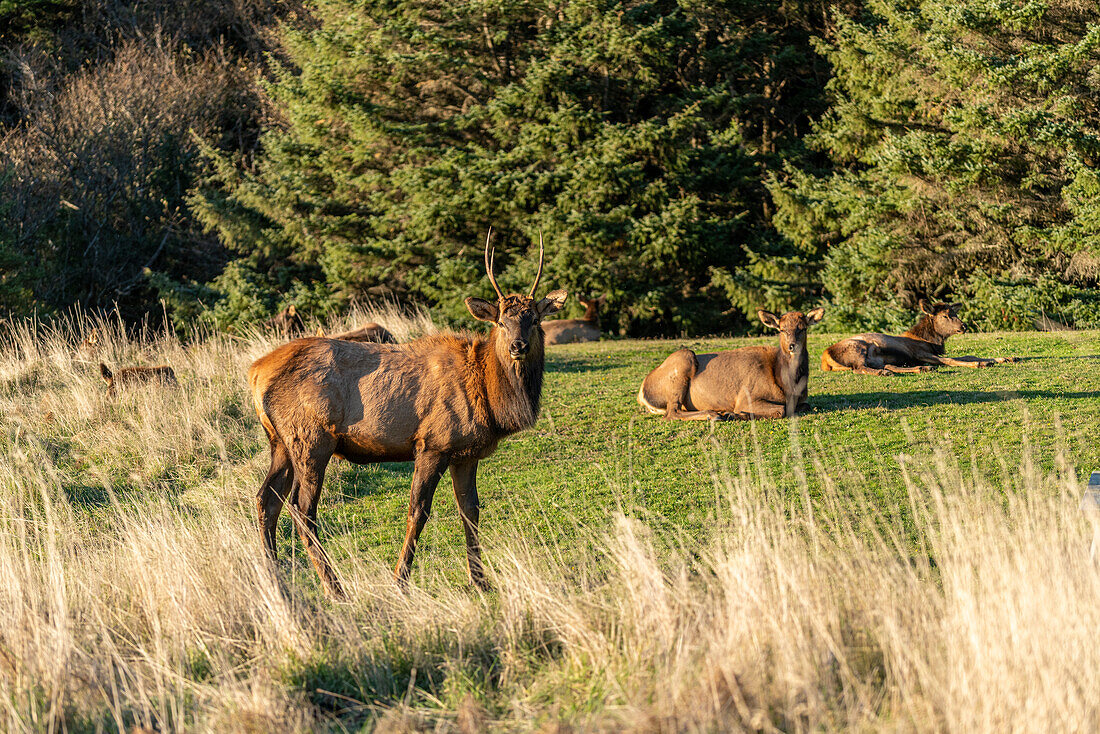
[1,314,1098,731]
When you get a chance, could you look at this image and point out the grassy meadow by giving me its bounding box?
[1,310,1099,731]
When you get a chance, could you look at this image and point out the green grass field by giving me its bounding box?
[322,330,1100,588]
[3,319,1099,731]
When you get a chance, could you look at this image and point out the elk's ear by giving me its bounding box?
[758,310,781,330]
[918,299,933,315]
[806,307,825,325]
[287,305,297,316]
[465,297,499,323]
[537,289,569,316]
[948,302,963,311]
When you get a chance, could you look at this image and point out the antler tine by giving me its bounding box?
[484,227,504,300]
[528,230,544,297]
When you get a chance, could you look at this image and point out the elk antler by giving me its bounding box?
[484,227,504,301]
[528,230,544,297]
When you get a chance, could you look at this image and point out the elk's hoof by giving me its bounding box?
[917,365,934,373]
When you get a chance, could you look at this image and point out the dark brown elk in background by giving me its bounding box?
[99,362,177,395]
[542,293,605,345]
[267,305,305,339]
[248,231,567,596]
[821,300,1016,375]
[639,309,824,420]
[318,322,398,344]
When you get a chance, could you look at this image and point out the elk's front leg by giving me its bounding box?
[932,355,997,369]
[450,459,489,590]
[395,450,450,587]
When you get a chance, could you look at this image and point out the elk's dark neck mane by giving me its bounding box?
[479,328,545,434]
[903,315,947,352]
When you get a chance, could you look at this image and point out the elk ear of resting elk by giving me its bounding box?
[638,308,825,421]
[542,293,606,345]
[99,362,178,395]
[821,299,1017,375]
[248,231,567,597]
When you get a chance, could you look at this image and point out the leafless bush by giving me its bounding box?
[0,38,256,316]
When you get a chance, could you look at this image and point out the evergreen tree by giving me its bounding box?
[191,0,829,334]
[774,0,1100,331]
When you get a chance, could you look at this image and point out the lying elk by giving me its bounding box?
[268,305,305,339]
[821,300,1016,375]
[542,293,605,345]
[316,322,397,344]
[100,362,177,395]
[248,232,566,596]
[638,308,824,420]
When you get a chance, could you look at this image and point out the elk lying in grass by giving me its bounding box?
[821,300,1017,375]
[268,305,305,339]
[99,363,177,395]
[248,232,566,596]
[76,332,100,360]
[316,322,397,344]
[542,294,605,345]
[638,308,824,420]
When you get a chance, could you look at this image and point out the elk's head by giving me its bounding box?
[919,299,966,337]
[465,230,568,362]
[759,308,825,356]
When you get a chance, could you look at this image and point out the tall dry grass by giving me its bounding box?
[0,315,1098,732]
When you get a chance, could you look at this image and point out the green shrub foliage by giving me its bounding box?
[191,0,828,333]
[773,0,1100,331]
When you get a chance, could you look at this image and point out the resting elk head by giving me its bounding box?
[919,299,966,337]
[758,308,825,355]
[465,229,568,362]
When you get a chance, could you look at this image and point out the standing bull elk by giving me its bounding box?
[638,308,824,420]
[248,232,566,596]
[821,300,1016,375]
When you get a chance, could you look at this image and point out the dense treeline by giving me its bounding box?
[1,0,1098,334]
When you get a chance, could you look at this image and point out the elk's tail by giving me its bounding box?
[99,362,113,383]
[636,382,665,416]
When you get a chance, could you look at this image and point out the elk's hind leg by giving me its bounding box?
[286,432,345,599]
[258,438,294,562]
[450,459,489,591]
[395,450,450,588]
[640,349,727,420]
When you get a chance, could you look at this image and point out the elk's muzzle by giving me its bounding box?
[509,339,530,361]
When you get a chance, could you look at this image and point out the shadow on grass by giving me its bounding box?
[62,483,114,507]
[813,389,1100,413]
[546,357,628,374]
[329,460,414,502]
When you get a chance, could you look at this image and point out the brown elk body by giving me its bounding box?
[821,301,1016,375]
[638,309,824,421]
[99,363,177,394]
[248,234,566,596]
[324,322,398,344]
[542,294,604,345]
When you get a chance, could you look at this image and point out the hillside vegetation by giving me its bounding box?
[1,313,1098,730]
